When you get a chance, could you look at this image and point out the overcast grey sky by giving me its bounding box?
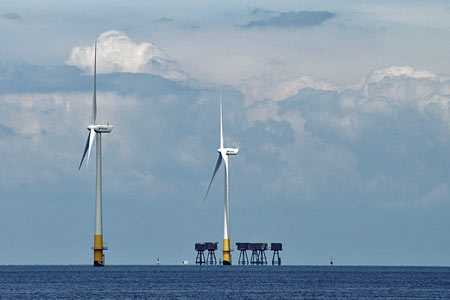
[0,0,450,266]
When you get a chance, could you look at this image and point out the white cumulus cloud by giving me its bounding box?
[239,73,336,104]
[356,65,450,99]
[367,65,438,83]
[271,75,337,100]
[66,30,187,80]
[240,65,450,105]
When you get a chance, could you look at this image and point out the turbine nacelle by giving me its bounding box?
[218,148,239,156]
[88,124,114,134]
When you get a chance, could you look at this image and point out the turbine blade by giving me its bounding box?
[91,41,97,125]
[203,154,223,202]
[78,131,91,170]
[219,89,224,149]
[85,129,96,170]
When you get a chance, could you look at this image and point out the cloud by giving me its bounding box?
[0,90,180,194]
[2,58,450,239]
[420,183,450,205]
[241,65,450,106]
[249,8,276,16]
[240,73,337,103]
[66,30,187,80]
[153,17,174,23]
[240,10,335,28]
[365,65,439,83]
[241,65,450,207]
[2,62,450,264]
[0,67,225,198]
[355,65,450,101]
[2,13,21,20]
[0,63,88,94]
[4,62,450,209]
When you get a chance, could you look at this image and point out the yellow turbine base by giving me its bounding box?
[223,238,231,265]
[94,235,104,266]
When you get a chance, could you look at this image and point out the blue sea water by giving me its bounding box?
[0,265,449,299]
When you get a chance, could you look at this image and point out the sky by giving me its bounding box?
[0,0,450,266]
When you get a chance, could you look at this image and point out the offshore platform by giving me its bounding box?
[236,243,250,265]
[271,243,282,265]
[250,243,268,265]
[195,242,219,265]
[195,242,283,265]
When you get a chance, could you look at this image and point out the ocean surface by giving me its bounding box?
[0,265,449,299]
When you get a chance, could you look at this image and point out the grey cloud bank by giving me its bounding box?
[0,57,450,265]
[240,10,335,28]
[153,17,174,23]
[2,12,20,20]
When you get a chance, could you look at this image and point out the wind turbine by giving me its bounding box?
[204,91,239,265]
[78,41,113,267]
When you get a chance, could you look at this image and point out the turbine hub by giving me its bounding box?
[87,124,114,133]
[218,147,239,155]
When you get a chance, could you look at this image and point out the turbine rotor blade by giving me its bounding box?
[78,131,91,170]
[91,41,97,125]
[85,129,96,170]
[219,89,223,149]
[203,154,223,202]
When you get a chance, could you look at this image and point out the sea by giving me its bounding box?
[0,265,449,299]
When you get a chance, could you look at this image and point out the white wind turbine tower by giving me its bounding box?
[203,91,239,265]
[78,41,113,267]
